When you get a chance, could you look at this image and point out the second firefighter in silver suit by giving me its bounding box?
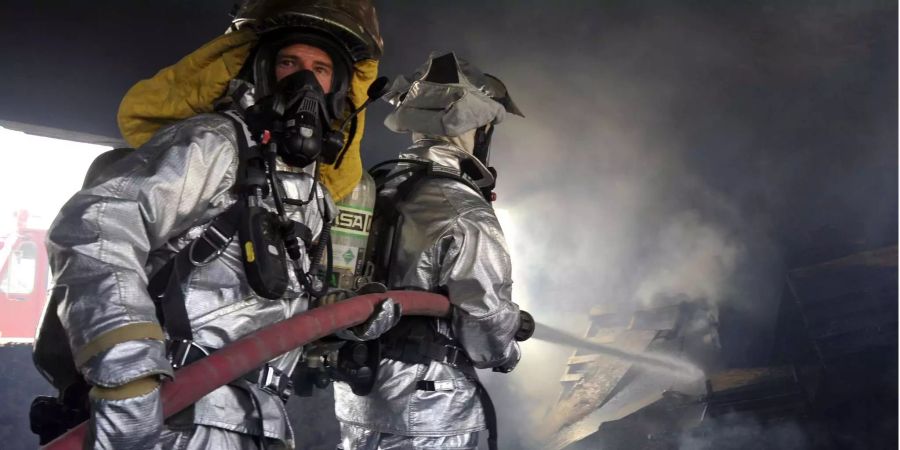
[335,52,526,450]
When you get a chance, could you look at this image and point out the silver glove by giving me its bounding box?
[336,298,402,341]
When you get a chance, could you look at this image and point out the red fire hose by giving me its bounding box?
[43,291,451,450]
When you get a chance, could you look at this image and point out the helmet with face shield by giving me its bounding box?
[230,0,383,168]
[231,0,383,121]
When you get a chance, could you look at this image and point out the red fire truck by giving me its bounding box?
[0,210,50,343]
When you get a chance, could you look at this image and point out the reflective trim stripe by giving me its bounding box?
[75,322,165,367]
[89,376,160,401]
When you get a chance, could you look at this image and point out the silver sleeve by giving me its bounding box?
[88,383,164,450]
[437,208,521,369]
[46,114,239,441]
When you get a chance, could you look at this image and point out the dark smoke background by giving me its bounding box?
[0,1,896,449]
[368,1,896,448]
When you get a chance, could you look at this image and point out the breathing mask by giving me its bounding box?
[246,69,345,168]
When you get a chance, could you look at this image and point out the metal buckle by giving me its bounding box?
[444,346,463,367]
[168,339,208,370]
[279,382,294,402]
[257,366,277,389]
[256,365,293,402]
[188,224,233,266]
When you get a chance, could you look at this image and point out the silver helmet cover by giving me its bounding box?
[383,52,522,138]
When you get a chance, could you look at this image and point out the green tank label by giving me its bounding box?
[332,243,363,271]
[332,205,373,237]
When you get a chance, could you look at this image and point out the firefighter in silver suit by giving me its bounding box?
[31,1,384,448]
[334,52,526,450]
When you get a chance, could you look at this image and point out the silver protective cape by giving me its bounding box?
[333,139,521,437]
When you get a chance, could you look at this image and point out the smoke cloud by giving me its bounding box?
[676,414,822,450]
[368,1,895,448]
[0,1,892,449]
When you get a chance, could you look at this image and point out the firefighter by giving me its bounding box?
[334,52,526,450]
[31,1,383,448]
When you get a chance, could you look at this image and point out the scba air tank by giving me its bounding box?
[326,170,375,289]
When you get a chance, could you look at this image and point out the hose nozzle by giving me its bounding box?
[515,310,535,341]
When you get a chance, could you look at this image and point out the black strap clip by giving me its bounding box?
[416,380,436,391]
[419,341,468,367]
[255,365,294,402]
[443,345,466,367]
[188,222,235,266]
[167,339,209,370]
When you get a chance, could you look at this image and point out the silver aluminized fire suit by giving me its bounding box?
[42,109,331,449]
[334,139,521,448]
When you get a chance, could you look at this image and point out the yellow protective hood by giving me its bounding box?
[117,29,378,200]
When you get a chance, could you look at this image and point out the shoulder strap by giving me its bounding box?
[221,110,268,196]
[147,204,242,342]
[367,160,427,284]
[371,159,482,200]
[146,110,255,343]
[367,159,481,286]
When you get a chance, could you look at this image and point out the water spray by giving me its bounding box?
[529,320,705,382]
[511,310,702,380]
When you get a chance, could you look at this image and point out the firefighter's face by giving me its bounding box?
[274,43,334,93]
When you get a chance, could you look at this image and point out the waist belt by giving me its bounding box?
[378,316,473,367]
[381,338,472,367]
[374,318,500,450]
[168,340,294,402]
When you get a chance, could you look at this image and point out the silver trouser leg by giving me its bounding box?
[338,423,478,450]
[378,432,479,450]
[160,424,289,450]
[338,423,381,450]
